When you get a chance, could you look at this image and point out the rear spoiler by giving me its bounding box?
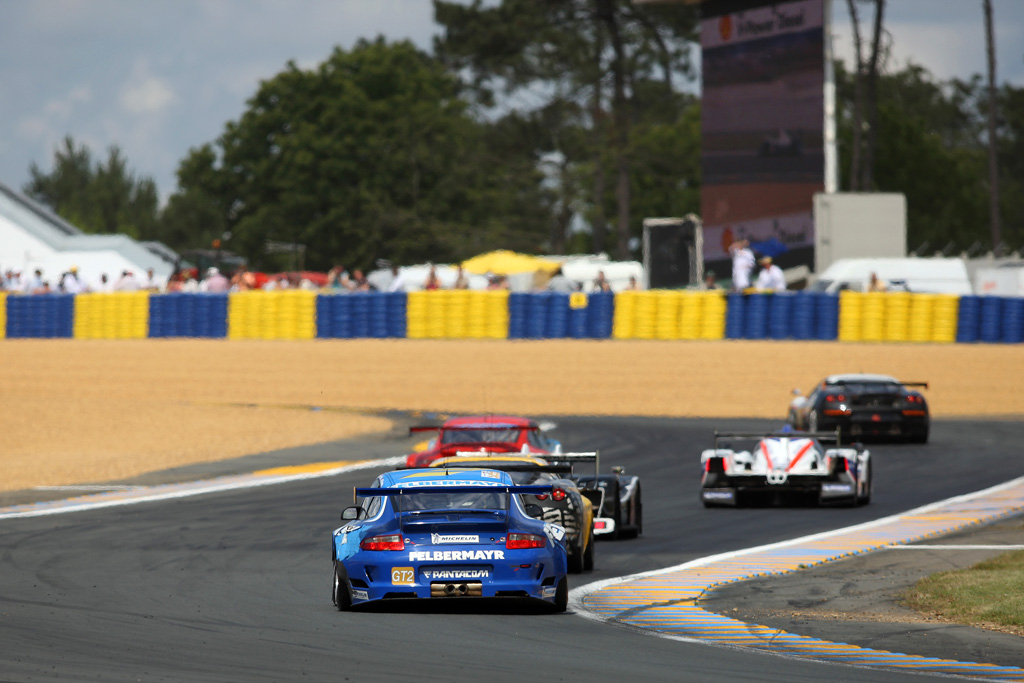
[355,485,553,498]
[899,382,928,389]
[408,425,539,435]
[713,430,841,446]
[439,449,601,480]
[443,463,574,475]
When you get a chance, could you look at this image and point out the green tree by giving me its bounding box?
[24,136,159,240]
[433,0,699,258]
[166,38,551,270]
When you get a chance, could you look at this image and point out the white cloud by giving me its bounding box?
[120,64,176,115]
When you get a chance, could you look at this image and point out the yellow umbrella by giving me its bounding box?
[460,250,562,276]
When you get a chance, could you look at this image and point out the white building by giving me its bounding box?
[0,180,177,291]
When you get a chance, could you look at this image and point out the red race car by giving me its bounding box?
[404,415,562,469]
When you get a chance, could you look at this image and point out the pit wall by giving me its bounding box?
[1,290,1022,344]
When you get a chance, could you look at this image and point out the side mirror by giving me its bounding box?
[341,506,365,521]
[524,503,544,519]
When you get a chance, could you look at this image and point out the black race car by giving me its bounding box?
[787,373,929,443]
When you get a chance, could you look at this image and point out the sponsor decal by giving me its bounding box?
[351,589,369,601]
[338,524,359,534]
[480,470,501,480]
[542,586,557,598]
[431,533,479,545]
[821,483,854,493]
[543,523,566,542]
[703,490,735,500]
[410,550,505,561]
[423,569,490,580]
[397,480,500,488]
[391,567,415,585]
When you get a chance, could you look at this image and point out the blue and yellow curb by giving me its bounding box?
[573,478,1024,681]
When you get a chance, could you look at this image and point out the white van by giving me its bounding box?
[809,257,973,295]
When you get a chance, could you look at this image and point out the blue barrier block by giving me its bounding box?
[6,295,74,338]
[725,293,746,339]
[768,293,793,339]
[568,305,587,338]
[587,292,614,339]
[743,293,769,339]
[386,292,406,338]
[956,295,979,343]
[815,293,839,340]
[507,293,528,339]
[546,293,569,339]
[791,292,815,340]
[526,293,550,339]
[368,292,388,338]
[979,296,1002,343]
[350,293,371,338]
[1001,297,1024,343]
[333,294,353,339]
[316,294,333,338]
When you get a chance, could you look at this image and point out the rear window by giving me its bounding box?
[440,428,522,445]
[395,490,508,512]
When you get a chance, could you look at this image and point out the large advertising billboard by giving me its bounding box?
[700,0,825,280]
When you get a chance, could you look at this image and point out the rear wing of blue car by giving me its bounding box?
[355,485,554,498]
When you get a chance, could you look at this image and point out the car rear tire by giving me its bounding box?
[808,410,819,432]
[567,545,584,574]
[910,424,929,444]
[582,528,595,571]
[333,565,351,611]
[857,461,872,506]
[552,577,568,613]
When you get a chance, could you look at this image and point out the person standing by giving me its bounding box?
[729,238,755,291]
[755,256,786,291]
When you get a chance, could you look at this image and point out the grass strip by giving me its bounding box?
[901,549,1024,636]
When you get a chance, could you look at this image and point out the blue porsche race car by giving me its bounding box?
[332,468,569,611]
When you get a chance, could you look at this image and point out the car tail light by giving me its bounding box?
[534,493,549,500]
[594,521,607,530]
[506,533,545,549]
[360,534,405,551]
[552,488,566,502]
[825,395,836,403]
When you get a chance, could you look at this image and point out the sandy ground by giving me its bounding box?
[2,338,1021,492]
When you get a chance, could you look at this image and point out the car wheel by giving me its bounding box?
[808,410,819,432]
[634,486,643,537]
[608,480,623,540]
[552,577,568,613]
[567,544,584,574]
[333,565,351,611]
[857,460,872,505]
[582,527,595,571]
[911,424,929,444]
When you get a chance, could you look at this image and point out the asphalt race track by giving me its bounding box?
[2,416,1022,682]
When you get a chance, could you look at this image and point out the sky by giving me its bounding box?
[1,0,1022,205]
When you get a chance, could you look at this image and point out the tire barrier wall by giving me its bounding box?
[1,290,1022,343]
[73,292,149,339]
[228,290,317,340]
[508,291,613,339]
[407,290,509,339]
[317,292,407,339]
[724,292,838,341]
[149,293,229,338]
[612,291,726,340]
[838,291,960,343]
[5,293,74,338]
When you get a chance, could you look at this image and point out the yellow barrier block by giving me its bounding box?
[860,292,885,342]
[73,292,149,339]
[0,292,6,339]
[883,291,910,342]
[931,294,959,343]
[406,291,429,339]
[838,291,863,342]
[227,291,315,340]
[484,290,509,339]
[699,291,727,340]
[445,289,470,339]
[678,291,703,340]
[466,291,489,339]
[654,291,681,340]
[907,293,935,343]
[633,291,657,340]
[612,291,637,339]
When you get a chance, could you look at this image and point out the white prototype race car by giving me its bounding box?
[700,429,871,507]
